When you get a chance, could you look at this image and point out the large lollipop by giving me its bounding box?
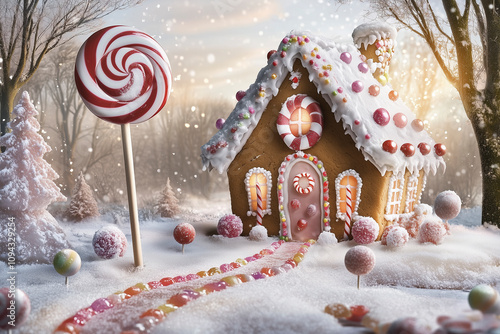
[75,25,172,267]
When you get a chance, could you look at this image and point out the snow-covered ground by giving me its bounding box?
[3,193,499,334]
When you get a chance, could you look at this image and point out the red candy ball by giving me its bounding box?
[373,108,390,126]
[389,90,399,101]
[393,113,407,128]
[418,142,431,155]
[267,50,277,60]
[217,214,243,238]
[92,225,127,259]
[401,143,415,157]
[411,119,424,132]
[290,199,301,209]
[173,223,196,245]
[382,140,398,154]
[434,143,447,156]
[352,217,379,245]
[344,245,376,276]
[418,218,446,245]
[297,219,308,231]
[368,85,380,96]
[235,90,246,101]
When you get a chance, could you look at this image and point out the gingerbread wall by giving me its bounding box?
[228,60,394,240]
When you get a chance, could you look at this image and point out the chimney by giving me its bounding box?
[352,23,397,85]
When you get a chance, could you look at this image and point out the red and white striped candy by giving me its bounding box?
[256,183,263,225]
[293,172,315,194]
[75,25,172,124]
[277,94,323,151]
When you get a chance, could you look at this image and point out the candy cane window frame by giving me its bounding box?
[245,167,272,217]
[335,170,362,221]
[404,173,420,213]
[385,172,405,220]
[276,94,323,151]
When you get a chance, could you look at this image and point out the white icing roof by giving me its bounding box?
[352,23,397,49]
[201,30,445,176]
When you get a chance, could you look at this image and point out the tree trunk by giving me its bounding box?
[468,100,500,226]
[0,85,16,138]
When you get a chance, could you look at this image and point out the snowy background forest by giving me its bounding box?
[12,0,480,209]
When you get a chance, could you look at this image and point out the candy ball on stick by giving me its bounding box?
[93,225,127,259]
[468,284,500,314]
[0,288,31,329]
[53,249,82,285]
[217,214,243,238]
[434,190,461,222]
[75,25,172,125]
[173,223,196,254]
[344,246,376,289]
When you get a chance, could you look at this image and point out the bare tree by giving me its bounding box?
[361,0,500,226]
[0,0,142,139]
[46,42,85,193]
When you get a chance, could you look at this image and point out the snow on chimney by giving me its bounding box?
[352,23,397,85]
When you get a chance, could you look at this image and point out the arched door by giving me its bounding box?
[278,152,330,241]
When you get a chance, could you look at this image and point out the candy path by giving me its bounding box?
[78,242,305,334]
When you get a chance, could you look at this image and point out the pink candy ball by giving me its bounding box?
[358,62,369,73]
[351,80,364,93]
[215,118,225,130]
[92,225,127,259]
[0,288,30,329]
[352,217,379,245]
[344,245,376,276]
[373,108,390,126]
[173,223,196,245]
[418,218,446,245]
[290,199,301,209]
[393,112,408,128]
[385,226,409,248]
[217,214,243,238]
[340,52,352,64]
[434,190,461,221]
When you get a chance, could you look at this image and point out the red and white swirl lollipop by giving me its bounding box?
[75,25,172,124]
[75,26,172,268]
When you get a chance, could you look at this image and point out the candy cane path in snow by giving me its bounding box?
[6,193,500,333]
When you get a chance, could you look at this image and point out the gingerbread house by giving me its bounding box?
[201,23,446,242]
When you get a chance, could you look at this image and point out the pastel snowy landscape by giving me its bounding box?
[1,0,500,334]
[3,192,500,334]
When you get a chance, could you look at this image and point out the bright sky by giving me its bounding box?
[97,0,370,101]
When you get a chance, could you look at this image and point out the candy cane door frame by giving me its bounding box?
[280,158,324,241]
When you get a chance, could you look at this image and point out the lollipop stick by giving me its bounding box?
[357,275,360,290]
[65,276,69,286]
[182,244,185,254]
[121,123,144,268]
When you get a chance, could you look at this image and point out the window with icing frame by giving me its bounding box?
[385,172,405,220]
[335,170,362,221]
[244,167,272,217]
[404,173,420,213]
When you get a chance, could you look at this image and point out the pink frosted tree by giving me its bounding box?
[66,172,100,221]
[157,178,180,218]
[0,91,69,264]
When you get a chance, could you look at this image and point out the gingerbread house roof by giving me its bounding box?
[201,30,446,176]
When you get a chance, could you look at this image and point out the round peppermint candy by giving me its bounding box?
[276,94,323,151]
[75,25,172,124]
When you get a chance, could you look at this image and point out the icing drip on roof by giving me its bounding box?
[201,30,445,177]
